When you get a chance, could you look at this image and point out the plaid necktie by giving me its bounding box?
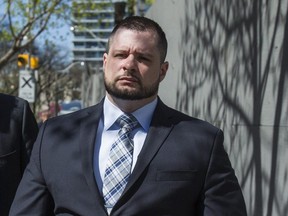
[103,113,139,211]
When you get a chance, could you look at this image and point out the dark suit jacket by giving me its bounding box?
[0,93,38,216]
[10,98,247,216]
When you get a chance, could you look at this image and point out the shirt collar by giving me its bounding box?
[103,96,157,132]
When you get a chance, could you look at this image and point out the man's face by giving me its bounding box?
[103,29,168,101]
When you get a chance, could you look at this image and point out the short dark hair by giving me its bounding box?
[107,16,168,63]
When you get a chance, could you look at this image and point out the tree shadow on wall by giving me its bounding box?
[176,0,288,216]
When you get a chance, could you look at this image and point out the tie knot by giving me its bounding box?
[117,113,139,132]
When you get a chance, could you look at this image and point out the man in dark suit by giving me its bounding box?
[0,93,38,215]
[10,16,247,215]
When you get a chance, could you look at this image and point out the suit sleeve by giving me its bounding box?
[201,129,247,216]
[9,123,55,216]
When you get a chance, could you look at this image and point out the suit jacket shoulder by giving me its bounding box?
[0,93,38,216]
[154,98,220,133]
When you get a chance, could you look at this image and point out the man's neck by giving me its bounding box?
[106,94,157,113]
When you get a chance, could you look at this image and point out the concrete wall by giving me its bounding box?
[146,0,288,215]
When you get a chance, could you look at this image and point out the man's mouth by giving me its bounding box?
[118,76,139,83]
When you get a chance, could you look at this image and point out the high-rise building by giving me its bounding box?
[71,0,152,73]
[71,0,128,107]
[71,0,117,73]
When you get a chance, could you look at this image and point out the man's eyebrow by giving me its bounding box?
[112,49,154,57]
[135,50,154,56]
[112,49,127,53]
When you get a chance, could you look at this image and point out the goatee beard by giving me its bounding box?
[104,78,160,100]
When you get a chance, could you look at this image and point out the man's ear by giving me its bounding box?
[103,53,108,70]
[159,61,169,82]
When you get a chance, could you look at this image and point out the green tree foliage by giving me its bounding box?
[0,0,92,115]
[0,0,71,70]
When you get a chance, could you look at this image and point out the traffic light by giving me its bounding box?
[18,54,39,69]
[18,54,29,67]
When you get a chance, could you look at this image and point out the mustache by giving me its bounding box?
[117,72,140,82]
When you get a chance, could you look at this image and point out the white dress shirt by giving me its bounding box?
[94,96,157,193]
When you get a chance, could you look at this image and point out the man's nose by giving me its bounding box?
[123,54,137,71]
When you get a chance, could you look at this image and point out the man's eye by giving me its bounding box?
[115,54,126,58]
[138,56,150,62]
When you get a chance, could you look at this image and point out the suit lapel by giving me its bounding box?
[115,99,174,206]
[129,120,173,184]
[79,101,107,212]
